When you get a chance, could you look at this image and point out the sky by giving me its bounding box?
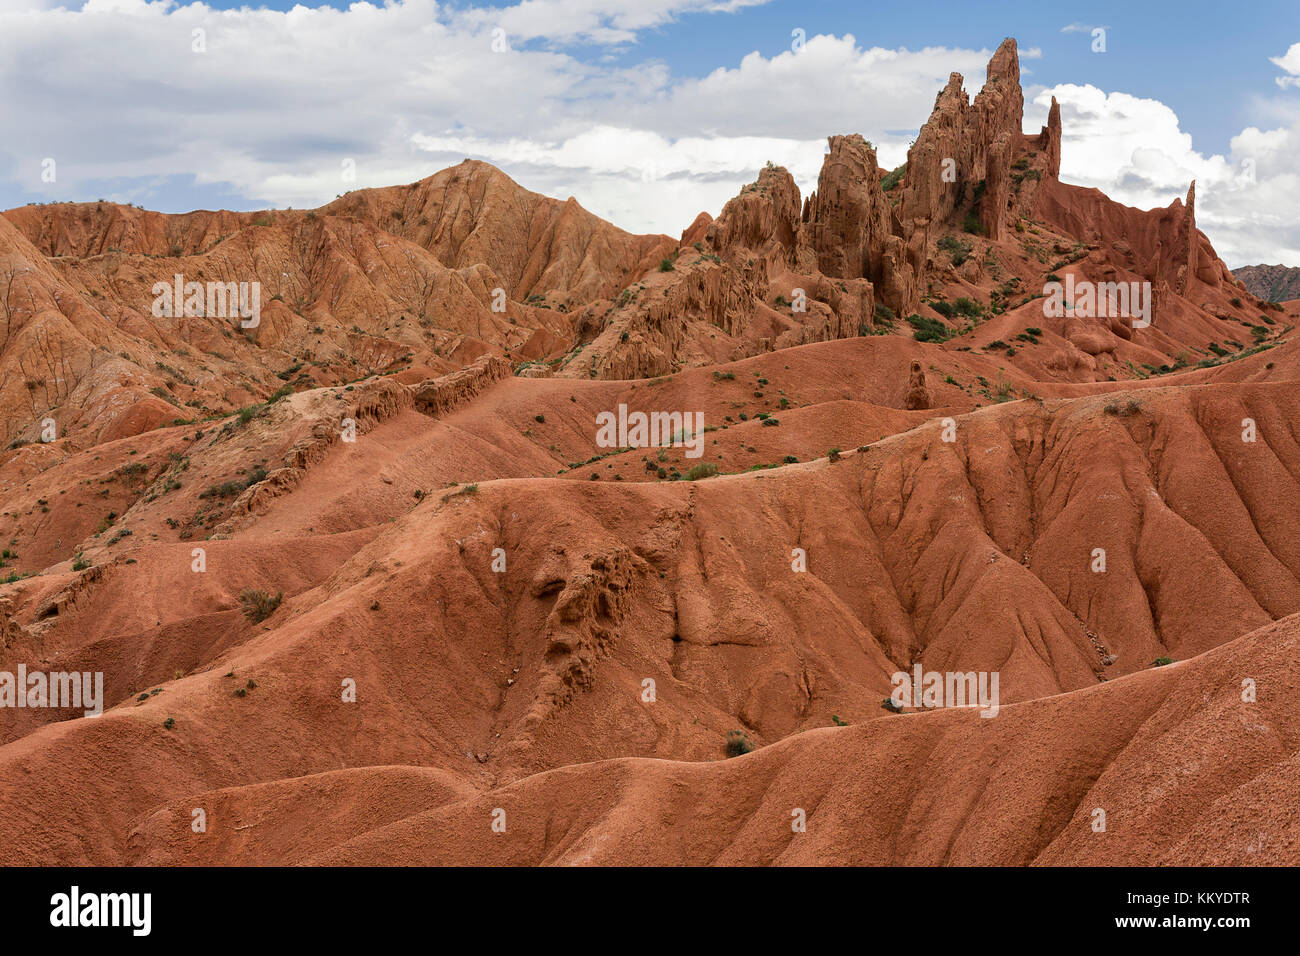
[1,0,1298,266]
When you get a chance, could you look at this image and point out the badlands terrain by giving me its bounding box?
[1,38,1297,865]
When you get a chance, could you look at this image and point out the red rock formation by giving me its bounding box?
[1033,178,1206,295]
[706,163,802,261]
[0,33,1293,873]
[972,39,1025,241]
[410,354,513,417]
[903,359,931,409]
[1040,96,1062,180]
[322,160,676,304]
[679,211,713,248]
[802,134,887,280]
[899,39,1025,243]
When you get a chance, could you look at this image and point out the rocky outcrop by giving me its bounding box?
[1040,96,1062,180]
[903,360,931,410]
[323,160,676,303]
[679,211,713,248]
[410,354,512,417]
[1176,182,1200,293]
[706,164,802,262]
[1232,263,1300,302]
[900,73,969,233]
[524,547,646,723]
[898,38,1025,243]
[799,136,920,316]
[802,135,887,280]
[1032,178,1215,296]
[971,39,1024,241]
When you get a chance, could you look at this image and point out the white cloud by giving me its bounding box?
[1026,84,1300,266]
[410,125,828,234]
[1,1,1297,265]
[0,3,1000,234]
[455,0,772,45]
[1271,42,1300,88]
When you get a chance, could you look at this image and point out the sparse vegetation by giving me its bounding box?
[907,313,954,343]
[239,588,283,623]
[725,730,754,757]
[443,483,479,501]
[880,162,906,192]
[937,235,973,266]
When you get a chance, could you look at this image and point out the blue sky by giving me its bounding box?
[184,0,1296,152]
[2,1,1299,264]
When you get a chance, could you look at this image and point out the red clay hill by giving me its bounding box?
[0,38,1296,866]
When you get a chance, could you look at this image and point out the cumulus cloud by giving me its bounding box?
[1026,84,1300,266]
[1271,42,1300,88]
[403,35,1006,230]
[454,0,772,45]
[0,2,1003,234]
[410,125,828,233]
[1,1,1298,264]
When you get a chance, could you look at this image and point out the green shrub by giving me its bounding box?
[907,313,953,343]
[937,235,973,266]
[880,163,906,192]
[239,588,282,623]
[442,483,479,501]
[200,480,243,500]
[725,730,754,757]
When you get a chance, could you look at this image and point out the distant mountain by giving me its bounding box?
[1233,264,1300,302]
